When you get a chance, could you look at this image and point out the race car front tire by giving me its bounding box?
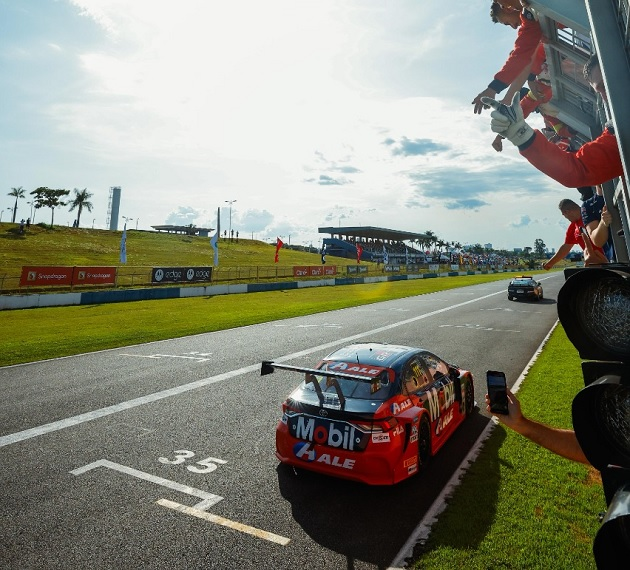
[417,416,431,470]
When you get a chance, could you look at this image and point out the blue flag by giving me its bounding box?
[382,245,389,264]
[119,223,127,264]
[210,231,219,266]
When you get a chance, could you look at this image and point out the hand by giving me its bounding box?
[492,135,504,152]
[482,92,535,147]
[485,389,523,429]
[472,87,497,115]
[601,205,612,227]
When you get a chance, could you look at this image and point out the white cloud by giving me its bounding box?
[0,0,578,250]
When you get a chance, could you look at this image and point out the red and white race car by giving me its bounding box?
[261,342,475,485]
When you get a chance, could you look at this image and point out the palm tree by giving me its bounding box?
[8,186,25,223]
[68,188,94,228]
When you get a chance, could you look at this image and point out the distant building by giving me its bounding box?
[151,224,213,236]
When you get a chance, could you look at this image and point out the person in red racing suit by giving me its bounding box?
[472,3,542,114]
[482,54,624,188]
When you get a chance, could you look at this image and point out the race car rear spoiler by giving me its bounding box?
[261,361,378,410]
[260,361,377,383]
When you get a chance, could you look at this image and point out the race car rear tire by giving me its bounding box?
[417,416,431,470]
[508,296,513,301]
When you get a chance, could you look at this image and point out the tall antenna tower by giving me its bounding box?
[105,186,122,231]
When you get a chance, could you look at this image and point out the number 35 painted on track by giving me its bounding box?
[158,450,227,473]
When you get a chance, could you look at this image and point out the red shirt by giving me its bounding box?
[565,219,605,257]
[565,220,586,249]
[520,128,622,187]
[489,10,543,93]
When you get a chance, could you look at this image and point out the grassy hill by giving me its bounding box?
[0,222,335,270]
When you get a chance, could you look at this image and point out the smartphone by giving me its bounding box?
[486,370,509,415]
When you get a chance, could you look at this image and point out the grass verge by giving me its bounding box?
[411,324,605,570]
[1,273,510,366]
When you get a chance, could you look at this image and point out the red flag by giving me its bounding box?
[274,237,284,263]
[356,244,363,264]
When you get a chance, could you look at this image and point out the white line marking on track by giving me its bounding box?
[156,499,291,546]
[0,289,504,449]
[70,459,224,510]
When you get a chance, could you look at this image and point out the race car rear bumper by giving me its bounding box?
[275,423,417,485]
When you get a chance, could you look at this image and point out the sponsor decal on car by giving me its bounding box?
[292,442,356,470]
[392,424,405,437]
[403,456,417,468]
[371,433,391,444]
[435,408,455,435]
[290,416,368,451]
[425,383,455,422]
[391,398,413,414]
[325,362,387,377]
[410,424,418,443]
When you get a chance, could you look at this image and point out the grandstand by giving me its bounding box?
[318,226,429,262]
[530,0,629,261]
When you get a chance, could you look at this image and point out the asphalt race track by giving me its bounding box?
[1,273,565,569]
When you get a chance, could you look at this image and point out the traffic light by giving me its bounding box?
[557,265,630,569]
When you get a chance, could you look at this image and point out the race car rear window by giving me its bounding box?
[303,366,395,401]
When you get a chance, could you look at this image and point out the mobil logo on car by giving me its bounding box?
[289,415,369,451]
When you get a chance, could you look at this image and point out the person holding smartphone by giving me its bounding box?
[485,375,589,465]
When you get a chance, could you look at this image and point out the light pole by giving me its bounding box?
[27,201,34,221]
[136,218,139,230]
[225,199,236,240]
[92,218,96,229]
[122,216,133,229]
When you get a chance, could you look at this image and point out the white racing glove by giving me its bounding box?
[481,92,535,148]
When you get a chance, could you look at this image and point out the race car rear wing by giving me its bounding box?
[261,361,377,382]
[261,361,379,410]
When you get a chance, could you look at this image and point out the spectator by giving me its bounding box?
[542,198,608,270]
[483,53,623,188]
[472,2,542,114]
[581,185,614,260]
[485,390,588,464]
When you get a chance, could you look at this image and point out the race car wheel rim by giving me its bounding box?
[418,417,431,468]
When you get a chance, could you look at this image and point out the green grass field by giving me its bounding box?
[412,325,604,569]
[0,223,602,568]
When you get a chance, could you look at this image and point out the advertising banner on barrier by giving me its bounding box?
[72,266,117,285]
[20,266,74,287]
[20,266,118,287]
[293,266,338,277]
[293,266,309,277]
[151,266,212,284]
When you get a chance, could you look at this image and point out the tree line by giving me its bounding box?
[6,186,94,227]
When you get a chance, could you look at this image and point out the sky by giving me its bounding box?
[0,0,577,252]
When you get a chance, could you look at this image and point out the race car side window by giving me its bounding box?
[421,353,450,384]
[402,356,432,395]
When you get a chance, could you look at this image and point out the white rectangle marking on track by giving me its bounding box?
[70,459,224,510]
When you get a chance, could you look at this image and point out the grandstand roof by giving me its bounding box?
[151,224,213,235]
[318,226,428,242]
